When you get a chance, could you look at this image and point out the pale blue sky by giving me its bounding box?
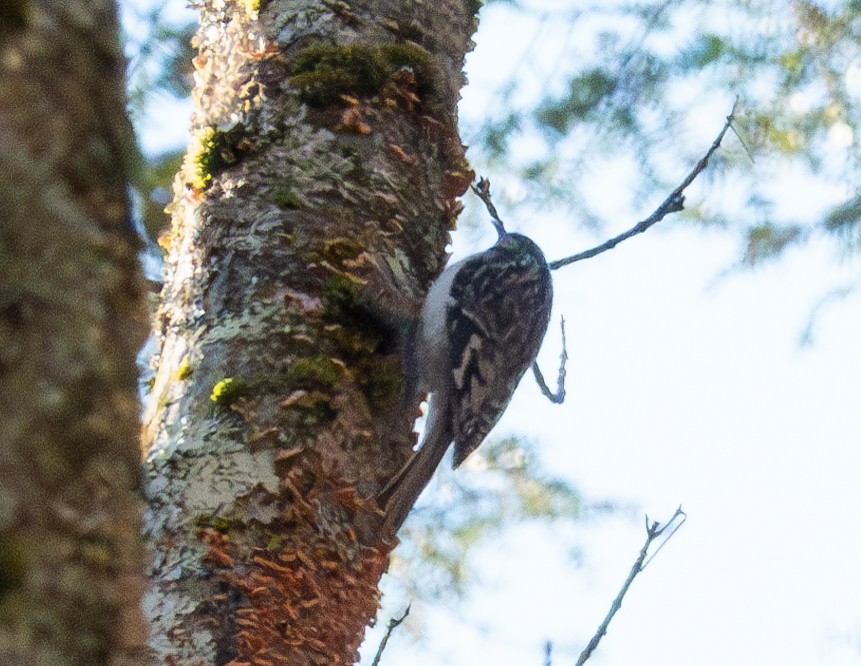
[367,4,861,665]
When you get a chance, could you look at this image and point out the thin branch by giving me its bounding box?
[532,316,567,403]
[575,506,687,666]
[371,605,411,666]
[550,100,739,270]
[471,177,507,238]
[642,508,686,570]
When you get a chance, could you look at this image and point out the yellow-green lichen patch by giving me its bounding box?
[266,533,283,551]
[210,377,248,410]
[174,355,193,381]
[289,43,435,107]
[189,126,248,190]
[195,514,241,533]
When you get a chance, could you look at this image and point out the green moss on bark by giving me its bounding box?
[285,356,343,389]
[289,43,435,106]
[190,126,249,190]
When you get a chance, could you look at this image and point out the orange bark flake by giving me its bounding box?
[194,462,393,662]
[338,107,371,135]
[253,555,292,574]
[212,540,391,664]
[386,143,416,165]
[201,529,237,568]
[294,549,318,570]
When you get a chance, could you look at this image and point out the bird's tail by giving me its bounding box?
[378,395,452,538]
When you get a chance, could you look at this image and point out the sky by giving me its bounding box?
[364,200,861,664]
[123,1,861,664]
[363,4,861,665]
[375,221,861,666]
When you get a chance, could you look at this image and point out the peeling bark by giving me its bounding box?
[142,0,477,664]
[0,1,149,664]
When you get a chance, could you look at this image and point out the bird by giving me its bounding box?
[378,228,553,538]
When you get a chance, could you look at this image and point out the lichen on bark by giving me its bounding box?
[142,1,477,663]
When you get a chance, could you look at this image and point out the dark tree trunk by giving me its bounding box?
[142,0,477,663]
[0,1,149,663]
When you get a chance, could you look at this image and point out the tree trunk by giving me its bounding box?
[142,0,477,663]
[0,1,149,664]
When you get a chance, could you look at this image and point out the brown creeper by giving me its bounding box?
[379,231,553,537]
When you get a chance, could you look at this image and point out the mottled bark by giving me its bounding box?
[142,0,476,663]
[0,1,149,664]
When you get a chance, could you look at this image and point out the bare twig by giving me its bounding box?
[532,316,567,403]
[371,605,411,666]
[550,100,739,270]
[642,508,686,570]
[575,506,687,666]
[471,177,507,238]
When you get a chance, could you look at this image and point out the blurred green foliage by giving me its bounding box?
[123,0,195,240]
[391,436,587,600]
[123,0,861,598]
[125,1,861,277]
[467,0,861,284]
